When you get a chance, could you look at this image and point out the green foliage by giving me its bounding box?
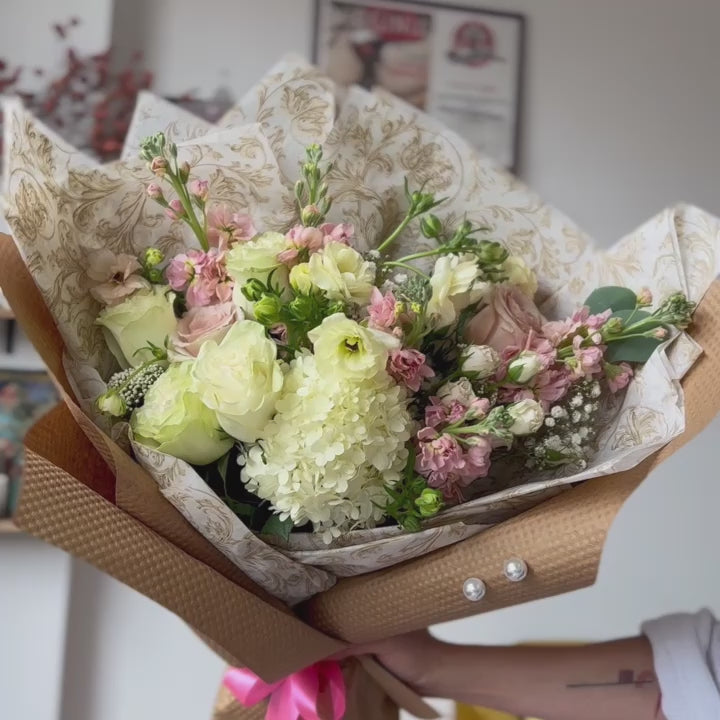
[584,286,638,314]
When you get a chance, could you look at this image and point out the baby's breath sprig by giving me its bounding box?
[96,359,167,418]
[521,379,602,471]
[294,144,333,227]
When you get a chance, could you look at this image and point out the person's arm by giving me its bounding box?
[349,632,665,720]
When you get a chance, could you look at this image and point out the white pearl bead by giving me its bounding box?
[462,577,486,601]
[504,557,528,582]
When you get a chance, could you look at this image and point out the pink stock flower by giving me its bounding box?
[368,288,398,329]
[446,401,467,424]
[170,302,238,359]
[185,248,232,308]
[166,250,206,291]
[319,223,353,246]
[424,401,448,429]
[543,307,612,345]
[416,429,466,477]
[146,183,162,199]
[206,206,256,249]
[86,248,150,306]
[466,285,545,353]
[165,198,185,221]
[387,348,434,392]
[468,397,491,419]
[462,437,493,479]
[572,335,604,377]
[607,362,633,393]
[189,179,209,200]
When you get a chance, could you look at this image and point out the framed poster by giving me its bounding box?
[313,0,524,171]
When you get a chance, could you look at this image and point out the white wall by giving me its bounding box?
[0,538,72,720]
[3,1,720,718]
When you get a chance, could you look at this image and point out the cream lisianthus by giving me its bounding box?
[507,399,545,435]
[242,352,412,541]
[503,255,538,298]
[192,320,284,442]
[307,243,375,304]
[226,231,290,288]
[427,254,487,327]
[130,362,232,465]
[96,285,177,368]
[308,313,399,381]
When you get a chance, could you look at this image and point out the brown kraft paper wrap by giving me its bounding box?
[2,225,719,719]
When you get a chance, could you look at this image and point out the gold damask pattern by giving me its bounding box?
[3,56,719,599]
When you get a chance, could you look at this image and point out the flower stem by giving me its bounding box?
[377,215,413,253]
[392,247,446,264]
[383,261,431,280]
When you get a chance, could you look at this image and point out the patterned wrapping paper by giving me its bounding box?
[3,56,719,604]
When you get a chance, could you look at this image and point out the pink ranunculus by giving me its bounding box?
[466,285,545,353]
[206,206,256,248]
[572,335,604,377]
[607,362,633,393]
[86,248,150,306]
[170,302,238,359]
[165,198,184,221]
[387,348,435,392]
[319,222,354,246]
[368,287,398,329]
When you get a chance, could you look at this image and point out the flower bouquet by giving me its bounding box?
[2,57,719,719]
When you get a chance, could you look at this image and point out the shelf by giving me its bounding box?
[0,518,21,534]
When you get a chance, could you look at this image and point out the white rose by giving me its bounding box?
[427,254,488,327]
[226,231,290,288]
[507,399,545,435]
[96,286,177,368]
[130,363,232,465]
[503,256,538,298]
[507,351,543,384]
[461,345,500,378]
[308,243,375,304]
[192,320,284,442]
[436,378,476,407]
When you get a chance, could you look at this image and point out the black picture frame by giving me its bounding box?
[312,0,525,173]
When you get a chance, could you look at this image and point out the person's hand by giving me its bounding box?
[336,630,447,695]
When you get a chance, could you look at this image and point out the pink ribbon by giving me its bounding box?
[223,661,346,720]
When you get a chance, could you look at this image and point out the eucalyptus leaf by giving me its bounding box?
[261,514,295,542]
[584,286,637,314]
[605,336,662,363]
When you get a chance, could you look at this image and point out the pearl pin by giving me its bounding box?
[462,577,486,601]
[504,557,528,582]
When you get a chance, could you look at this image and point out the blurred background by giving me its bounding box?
[0,0,719,718]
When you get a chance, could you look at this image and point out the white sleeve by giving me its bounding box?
[642,609,720,719]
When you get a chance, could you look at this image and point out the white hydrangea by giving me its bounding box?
[242,352,413,542]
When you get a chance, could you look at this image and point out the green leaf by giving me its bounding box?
[216,452,230,484]
[605,336,662,363]
[224,498,256,521]
[260,514,295,542]
[584,286,637,314]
